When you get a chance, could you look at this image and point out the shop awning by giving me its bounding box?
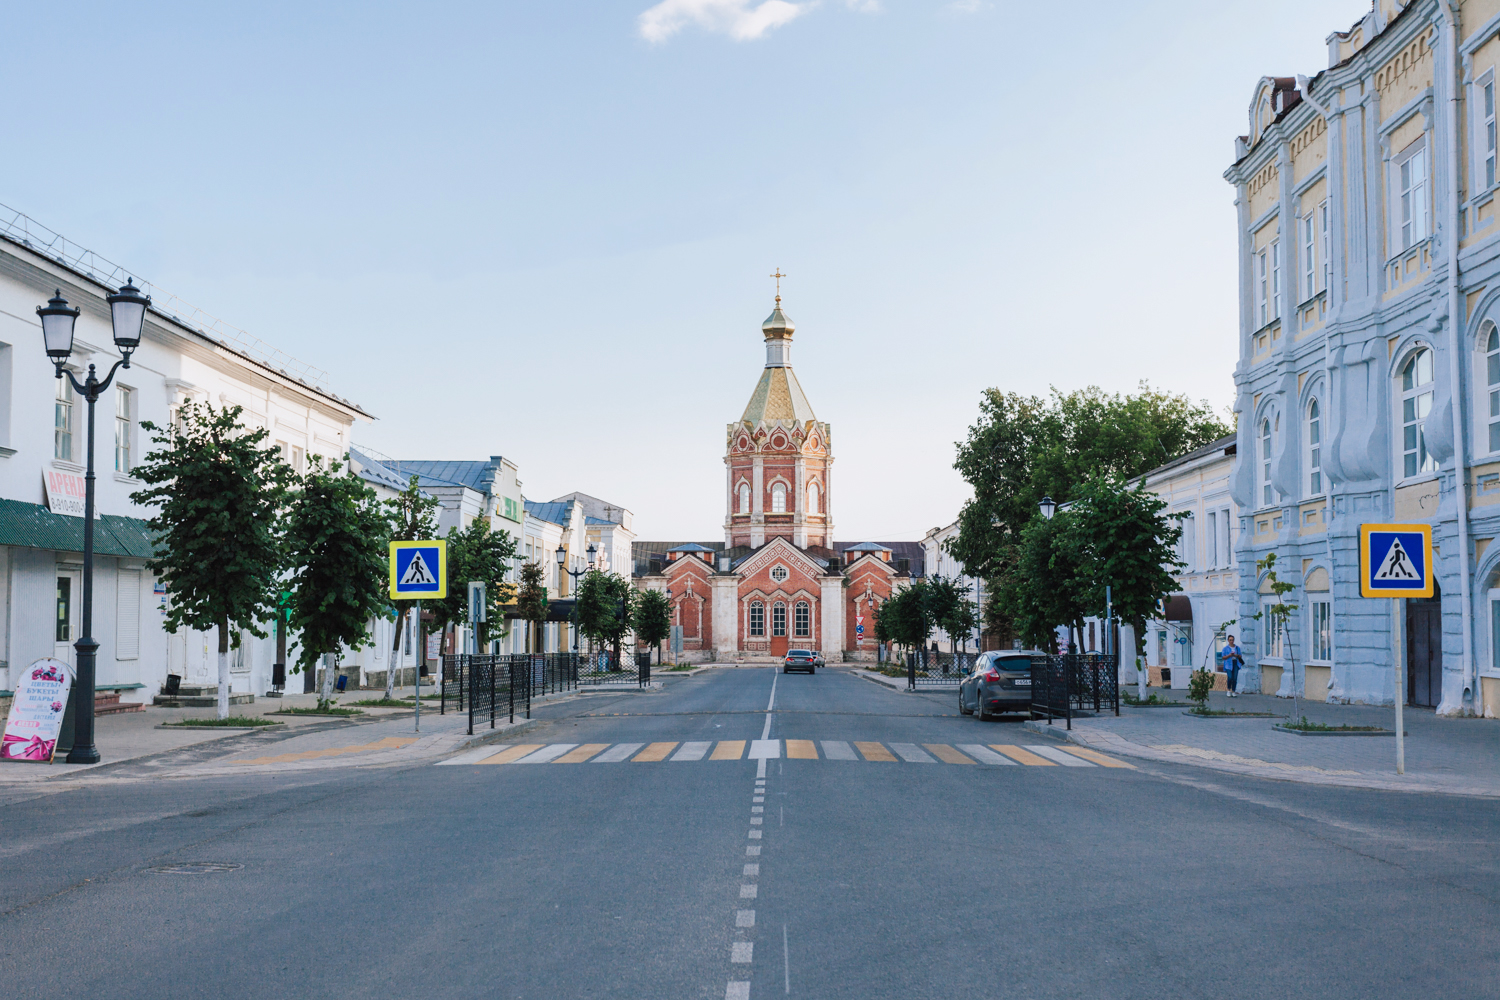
[0,499,157,559]
[1163,595,1192,621]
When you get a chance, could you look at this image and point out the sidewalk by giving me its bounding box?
[0,684,597,785]
[1026,689,1500,797]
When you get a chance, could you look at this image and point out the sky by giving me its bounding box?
[3,0,1364,541]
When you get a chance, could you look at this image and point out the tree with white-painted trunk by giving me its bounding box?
[131,403,293,719]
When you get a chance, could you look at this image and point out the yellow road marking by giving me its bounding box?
[924,744,976,765]
[785,739,818,759]
[855,741,896,762]
[1059,746,1135,768]
[632,742,679,762]
[233,737,417,766]
[477,744,545,764]
[553,743,611,763]
[990,744,1055,766]
[711,740,746,760]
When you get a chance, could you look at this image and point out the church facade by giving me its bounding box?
[634,295,918,659]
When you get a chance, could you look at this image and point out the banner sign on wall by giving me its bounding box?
[43,470,91,518]
[2,658,74,762]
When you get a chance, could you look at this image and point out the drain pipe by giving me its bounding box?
[1438,1,1477,714]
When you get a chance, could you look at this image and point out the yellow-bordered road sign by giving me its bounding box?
[1358,523,1433,598]
[390,540,447,599]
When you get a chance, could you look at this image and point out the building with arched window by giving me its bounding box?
[1224,1,1500,716]
[632,292,918,659]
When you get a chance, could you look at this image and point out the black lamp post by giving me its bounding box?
[1038,495,1056,520]
[38,281,150,764]
[557,543,596,656]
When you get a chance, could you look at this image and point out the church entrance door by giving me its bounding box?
[770,600,788,657]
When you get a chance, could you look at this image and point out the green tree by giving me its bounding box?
[947,383,1228,585]
[383,475,441,699]
[1007,512,1087,653]
[925,576,979,655]
[131,403,294,719]
[1251,552,1299,718]
[284,458,390,704]
[876,582,934,656]
[516,560,549,653]
[576,569,635,669]
[634,589,672,663]
[427,519,519,651]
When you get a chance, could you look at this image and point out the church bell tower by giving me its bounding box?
[724,276,833,551]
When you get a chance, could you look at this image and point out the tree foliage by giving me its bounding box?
[634,589,672,655]
[873,582,933,651]
[575,569,635,647]
[381,474,441,698]
[925,576,979,653]
[131,402,293,647]
[283,458,390,677]
[1054,476,1184,635]
[427,519,518,648]
[515,560,549,653]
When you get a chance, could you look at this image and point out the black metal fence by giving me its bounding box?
[578,650,650,688]
[1029,653,1119,730]
[906,650,978,690]
[441,653,581,735]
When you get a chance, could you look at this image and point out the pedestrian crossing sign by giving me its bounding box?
[1359,523,1433,598]
[390,540,447,599]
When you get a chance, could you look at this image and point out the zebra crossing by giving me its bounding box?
[436,739,1133,768]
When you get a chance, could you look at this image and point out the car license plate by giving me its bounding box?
[1012,678,1031,686]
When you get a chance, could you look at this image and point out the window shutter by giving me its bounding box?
[116,569,141,659]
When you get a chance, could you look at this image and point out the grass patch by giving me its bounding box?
[1279,716,1384,732]
[164,716,279,727]
[1186,707,1279,717]
[349,698,411,707]
[663,664,696,672]
[1124,692,1184,707]
[270,706,364,717]
[401,694,443,701]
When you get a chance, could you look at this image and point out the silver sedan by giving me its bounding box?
[958,652,1041,720]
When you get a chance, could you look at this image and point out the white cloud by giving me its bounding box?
[946,0,988,11]
[638,0,810,43]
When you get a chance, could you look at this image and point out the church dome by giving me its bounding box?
[762,299,795,338]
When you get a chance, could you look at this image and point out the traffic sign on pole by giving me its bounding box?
[1358,524,1432,598]
[390,540,447,599]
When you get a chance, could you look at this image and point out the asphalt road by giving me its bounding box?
[3,667,1499,999]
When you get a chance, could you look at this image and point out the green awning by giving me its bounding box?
[0,498,157,559]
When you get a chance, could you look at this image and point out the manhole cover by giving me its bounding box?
[145,862,243,875]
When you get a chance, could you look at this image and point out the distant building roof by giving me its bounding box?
[1139,434,1238,482]
[585,516,615,526]
[374,457,507,494]
[834,541,926,577]
[350,447,414,494]
[524,500,574,525]
[668,542,716,552]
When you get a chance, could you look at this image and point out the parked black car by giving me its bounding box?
[958,651,1041,719]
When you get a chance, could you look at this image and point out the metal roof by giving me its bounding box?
[0,499,156,558]
[376,459,500,493]
[524,500,574,525]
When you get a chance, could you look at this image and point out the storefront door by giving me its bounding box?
[1407,593,1442,708]
[54,570,80,667]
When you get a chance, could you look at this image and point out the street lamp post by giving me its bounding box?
[37,281,151,764]
[557,543,596,657]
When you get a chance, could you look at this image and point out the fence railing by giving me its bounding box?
[1029,653,1119,730]
[577,650,650,688]
[906,650,977,690]
[441,653,580,735]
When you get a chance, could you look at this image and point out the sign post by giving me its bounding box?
[468,581,486,655]
[1359,523,1433,776]
[392,541,447,733]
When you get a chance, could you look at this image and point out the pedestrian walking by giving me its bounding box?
[1220,635,1244,697]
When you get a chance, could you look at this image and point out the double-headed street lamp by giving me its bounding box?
[557,542,597,655]
[37,281,151,764]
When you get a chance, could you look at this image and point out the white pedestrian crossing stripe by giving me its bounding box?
[438,740,1131,769]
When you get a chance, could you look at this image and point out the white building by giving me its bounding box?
[0,207,368,705]
[920,521,986,653]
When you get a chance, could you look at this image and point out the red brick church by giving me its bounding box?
[633,293,921,659]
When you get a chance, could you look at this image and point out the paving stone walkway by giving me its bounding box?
[1034,688,1500,796]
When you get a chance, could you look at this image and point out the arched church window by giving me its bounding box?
[807,481,819,513]
[749,602,765,637]
[1486,326,1500,453]
[772,602,787,637]
[1400,348,1435,478]
[771,483,787,513]
[738,482,751,513]
[794,601,810,637]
